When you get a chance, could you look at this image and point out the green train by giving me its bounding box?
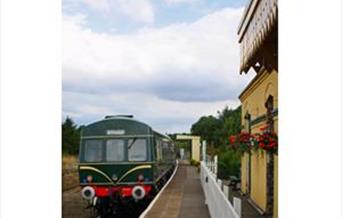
[78,115,176,216]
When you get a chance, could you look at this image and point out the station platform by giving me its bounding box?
[143,164,210,218]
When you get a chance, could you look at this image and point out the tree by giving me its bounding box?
[191,105,242,179]
[221,106,241,145]
[191,115,223,147]
[191,105,241,147]
[62,117,81,155]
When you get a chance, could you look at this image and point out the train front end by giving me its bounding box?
[78,116,155,215]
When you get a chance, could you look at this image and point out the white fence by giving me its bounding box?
[200,160,241,218]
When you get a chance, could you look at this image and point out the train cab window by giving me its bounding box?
[106,139,125,161]
[128,139,147,161]
[84,140,103,162]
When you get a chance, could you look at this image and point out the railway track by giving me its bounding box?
[62,162,178,218]
[63,186,148,218]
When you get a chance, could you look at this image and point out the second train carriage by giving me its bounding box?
[78,115,176,216]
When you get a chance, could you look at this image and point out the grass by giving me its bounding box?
[63,154,78,170]
[62,154,79,191]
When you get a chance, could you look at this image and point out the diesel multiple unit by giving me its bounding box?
[78,115,176,216]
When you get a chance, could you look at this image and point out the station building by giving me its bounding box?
[237,0,278,217]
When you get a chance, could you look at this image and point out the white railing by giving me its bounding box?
[200,161,241,218]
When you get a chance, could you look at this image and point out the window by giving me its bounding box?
[106,139,125,161]
[244,112,251,133]
[162,141,169,160]
[156,139,162,161]
[265,95,274,131]
[84,140,103,162]
[128,139,147,161]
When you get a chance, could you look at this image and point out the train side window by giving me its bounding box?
[128,139,147,161]
[156,139,162,161]
[84,140,103,162]
[162,141,170,160]
[106,139,125,161]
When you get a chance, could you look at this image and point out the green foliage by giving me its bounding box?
[220,106,241,145]
[191,105,241,147]
[190,115,223,147]
[217,146,241,179]
[62,117,81,155]
[176,141,190,149]
[190,159,200,167]
[190,105,242,179]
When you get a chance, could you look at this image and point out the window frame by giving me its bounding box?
[105,139,126,162]
[127,138,148,162]
[81,137,150,163]
[83,139,104,163]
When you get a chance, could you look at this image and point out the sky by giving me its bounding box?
[62,0,255,134]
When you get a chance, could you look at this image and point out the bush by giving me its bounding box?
[190,159,200,167]
[217,147,240,180]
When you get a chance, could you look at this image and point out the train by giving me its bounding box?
[78,115,177,217]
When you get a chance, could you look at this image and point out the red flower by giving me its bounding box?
[229,135,236,144]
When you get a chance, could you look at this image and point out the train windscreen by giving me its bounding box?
[128,138,147,161]
[83,138,147,162]
[106,139,125,161]
[84,140,103,162]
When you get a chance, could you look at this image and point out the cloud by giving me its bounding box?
[63,91,240,133]
[82,0,110,11]
[62,7,255,132]
[115,0,155,24]
[164,0,199,5]
[63,0,155,24]
[63,8,254,102]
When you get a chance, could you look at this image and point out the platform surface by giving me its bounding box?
[144,165,210,218]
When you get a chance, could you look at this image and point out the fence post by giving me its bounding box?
[200,160,241,218]
[233,197,242,217]
[214,155,218,175]
[223,185,229,199]
[202,140,206,163]
[217,179,222,190]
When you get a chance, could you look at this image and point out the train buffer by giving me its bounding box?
[141,164,210,218]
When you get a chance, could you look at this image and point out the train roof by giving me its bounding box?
[82,115,171,140]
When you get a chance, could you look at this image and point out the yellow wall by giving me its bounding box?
[240,153,248,193]
[239,68,278,216]
[191,137,201,162]
[176,135,201,162]
[250,150,267,211]
[240,69,278,122]
[274,154,278,218]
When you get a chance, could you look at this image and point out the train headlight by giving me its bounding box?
[86,175,93,183]
[138,174,144,182]
[132,186,145,200]
[112,174,118,181]
[81,186,95,200]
